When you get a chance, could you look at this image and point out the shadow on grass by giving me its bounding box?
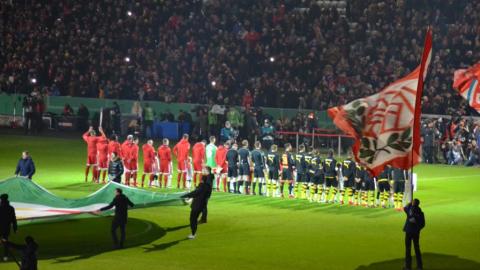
[8,217,189,264]
[356,253,480,270]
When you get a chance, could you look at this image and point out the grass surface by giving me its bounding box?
[0,134,479,270]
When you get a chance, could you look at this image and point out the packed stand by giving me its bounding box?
[1,0,479,115]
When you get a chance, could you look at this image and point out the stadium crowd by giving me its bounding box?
[1,0,479,115]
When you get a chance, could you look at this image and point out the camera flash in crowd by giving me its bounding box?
[31,78,37,84]
[124,57,131,62]
[269,57,275,62]
[211,81,216,86]
[127,11,133,16]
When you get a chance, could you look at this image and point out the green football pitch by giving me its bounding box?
[0,134,479,270]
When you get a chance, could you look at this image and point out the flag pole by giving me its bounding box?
[410,27,433,203]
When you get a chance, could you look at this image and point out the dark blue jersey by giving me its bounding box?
[251,149,265,168]
[342,159,356,179]
[266,152,280,171]
[226,149,239,167]
[323,157,337,177]
[294,153,307,174]
[392,167,406,182]
[238,148,250,165]
[354,165,364,179]
[378,166,391,180]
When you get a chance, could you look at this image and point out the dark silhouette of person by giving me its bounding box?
[0,194,17,261]
[403,198,425,270]
[199,169,214,223]
[1,236,38,270]
[97,188,134,249]
[181,167,213,239]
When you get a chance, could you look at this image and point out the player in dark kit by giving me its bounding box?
[353,164,365,206]
[377,165,392,208]
[340,154,356,205]
[266,144,280,197]
[251,142,267,195]
[302,149,313,200]
[392,167,407,211]
[226,143,239,193]
[280,143,295,198]
[307,149,322,202]
[238,140,251,194]
[363,170,376,207]
[294,145,307,199]
[323,149,338,203]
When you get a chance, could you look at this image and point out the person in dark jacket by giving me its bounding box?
[96,188,134,249]
[403,198,425,270]
[14,151,36,179]
[0,194,17,261]
[108,152,124,183]
[199,168,214,223]
[181,166,213,239]
[1,236,38,270]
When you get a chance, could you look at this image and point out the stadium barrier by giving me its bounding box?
[0,93,337,129]
[275,131,354,156]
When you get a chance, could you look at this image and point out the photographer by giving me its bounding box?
[22,96,34,135]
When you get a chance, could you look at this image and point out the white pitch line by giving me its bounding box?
[129,220,153,238]
[419,174,480,181]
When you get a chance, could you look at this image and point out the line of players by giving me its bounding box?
[82,128,409,210]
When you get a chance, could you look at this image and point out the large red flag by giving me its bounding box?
[453,62,480,113]
[328,28,432,176]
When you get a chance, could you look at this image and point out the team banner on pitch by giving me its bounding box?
[0,177,185,221]
[328,28,432,176]
[453,62,480,113]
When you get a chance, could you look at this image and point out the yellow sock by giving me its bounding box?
[301,184,307,199]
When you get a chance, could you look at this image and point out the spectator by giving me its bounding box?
[77,104,90,132]
[260,119,275,150]
[0,193,17,262]
[220,121,234,143]
[142,103,154,139]
[62,104,74,116]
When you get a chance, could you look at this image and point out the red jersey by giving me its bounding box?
[83,132,99,156]
[108,141,122,158]
[192,142,205,163]
[157,145,172,163]
[121,140,133,160]
[173,138,190,161]
[129,143,139,161]
[97,137,109,160]
[142,144,155,163]
[215,145,228,167]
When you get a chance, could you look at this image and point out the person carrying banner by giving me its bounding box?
[96,188,134,249]
[0,194,17,262]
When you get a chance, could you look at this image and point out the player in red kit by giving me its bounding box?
[158,138,172,188]
[108,135,122,160]
[192,140,206,187]
[121,135,134,185]
[129,137,140,186]
[173,134,191,189]
[141,139,156,187]
[96,131,109,183]
[82,126,103,182]
[215,142,229,192]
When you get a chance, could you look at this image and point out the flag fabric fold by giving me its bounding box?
[328,28,432,176]
[453,62,480,113]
